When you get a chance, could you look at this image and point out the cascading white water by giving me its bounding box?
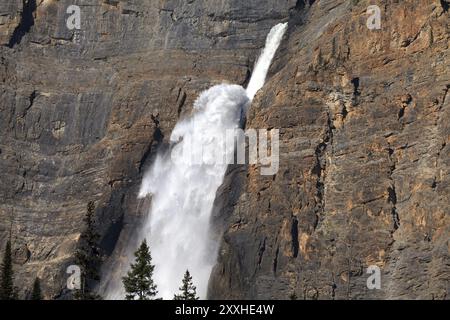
[246,23,288,100]
[138,84,248,299]
[106,22,287,300]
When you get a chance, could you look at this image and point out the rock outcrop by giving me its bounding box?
[0,0,448,300]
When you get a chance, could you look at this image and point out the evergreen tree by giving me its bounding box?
[0,240,16,300]
[74,201,102,300]
[31,277,42,300]
[122,239,157,300]
[289,291,298,300]
[173,270,199,300]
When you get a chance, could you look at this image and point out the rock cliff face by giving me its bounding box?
[0,0,448,299]
[210,0,449,299]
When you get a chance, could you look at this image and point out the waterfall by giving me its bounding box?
[246,23,288,100]
[105,22,287,300]
[137,84,248,299]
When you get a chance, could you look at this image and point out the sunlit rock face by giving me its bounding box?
[0,0,295,299]
[0,0,448,300]
[209,0,449,300]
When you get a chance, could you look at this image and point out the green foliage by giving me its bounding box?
[31,277,42,300]
[122,239,158,300]
[173,270,199,300]
[0,240,17,300]
[74,201,102,300]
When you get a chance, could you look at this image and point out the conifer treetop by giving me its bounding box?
[0,240,17,300]
[174,269,199,300]
[31,277,42,300]
[122,239,158,300]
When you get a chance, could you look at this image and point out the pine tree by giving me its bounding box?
[0,240,16,300]
[74,201,102,300]
[31,277,42,300]
[173,270,199,300]
[122,239,157,300]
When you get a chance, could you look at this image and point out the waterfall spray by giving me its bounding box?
[105,22,287,300]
